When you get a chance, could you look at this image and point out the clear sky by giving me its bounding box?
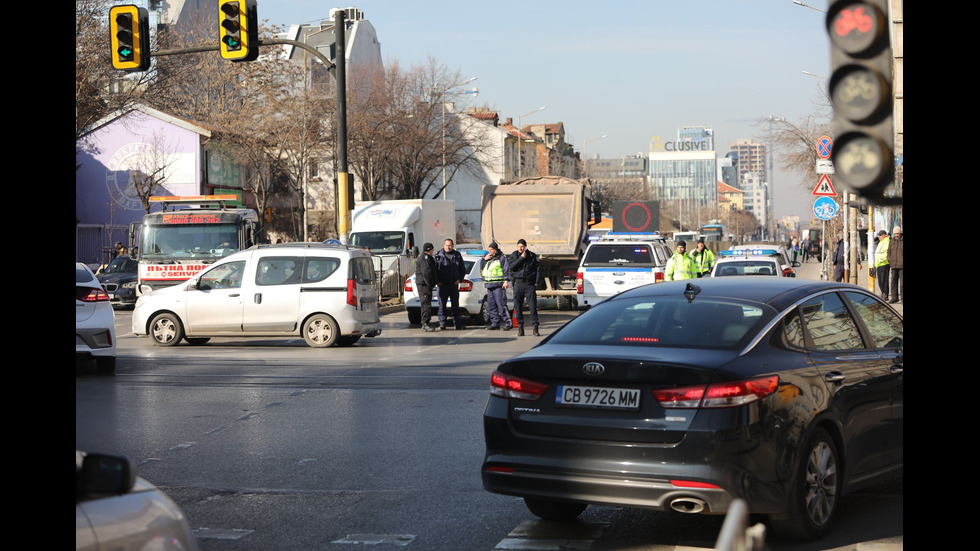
[257,0,833,222]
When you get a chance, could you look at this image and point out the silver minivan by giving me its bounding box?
[132,243,382,347]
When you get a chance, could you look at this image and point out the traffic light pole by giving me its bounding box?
[152,38,335,72]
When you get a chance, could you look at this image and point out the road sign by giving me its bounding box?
[812,174,838,197]
[813,196,839,221]
[817,135,833,159]
[816,159,835,174]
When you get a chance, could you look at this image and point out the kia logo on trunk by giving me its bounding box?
[582,362,605,375]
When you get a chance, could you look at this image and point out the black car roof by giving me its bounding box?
[609,277,865,312]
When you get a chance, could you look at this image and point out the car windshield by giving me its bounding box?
[549,295,766,348]
[102,256,137,274]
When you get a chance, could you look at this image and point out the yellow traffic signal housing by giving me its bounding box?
[826,0,894,199]
[219,0,259,61]
[109,4,151,72]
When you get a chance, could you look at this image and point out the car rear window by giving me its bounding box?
[550,296,765,348]
[583,244,656,266]
[715,261,778,276]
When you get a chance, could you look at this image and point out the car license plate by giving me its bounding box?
[555,385,640,410]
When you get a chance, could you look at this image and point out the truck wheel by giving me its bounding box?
[150,313,183,346]
[407,308,421,326]
[303,314,339,348]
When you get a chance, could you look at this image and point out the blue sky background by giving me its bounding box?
[259,0,833,221]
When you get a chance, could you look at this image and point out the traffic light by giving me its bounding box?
[826,0,894,199]
[219,0,259,62]
[109,5,151,72]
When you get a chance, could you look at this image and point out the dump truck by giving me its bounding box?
[480,176,601,310]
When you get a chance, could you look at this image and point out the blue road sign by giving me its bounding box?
[813,196,839,221]
[817,136,833,160]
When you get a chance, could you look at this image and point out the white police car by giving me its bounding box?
[712,249,796,277]
[404,249,514,326]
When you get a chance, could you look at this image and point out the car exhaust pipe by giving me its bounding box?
[669,497,707,514]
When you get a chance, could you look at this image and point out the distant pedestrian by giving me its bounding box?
[690,237,715,278]
[434,238,467,330]
[415,243,438,332]
[665,241,696,281]
[113,242,127,258]
[480,241,511,330]
[508,239,540,336]
[887,226,903,304]
[789,236,800,264]
[872,230,891,300]
[832,238,845,282]
[801,237,811,263]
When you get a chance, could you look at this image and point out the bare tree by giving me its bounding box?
[124,130,179,213]
[76,0,152,144]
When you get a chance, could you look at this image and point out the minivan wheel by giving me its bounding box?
[303,314,339,348]
[95,356,116,374]
[150,313,183,346]
[770,428,840,540]
[524,498,587,521]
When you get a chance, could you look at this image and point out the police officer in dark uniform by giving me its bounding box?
[415,243,438,331]
[508,239,541,336]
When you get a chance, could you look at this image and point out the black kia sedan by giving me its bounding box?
[482,277,902,541]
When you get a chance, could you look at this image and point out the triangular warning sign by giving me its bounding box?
[812,174,837,197]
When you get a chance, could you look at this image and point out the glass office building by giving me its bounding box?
[649,127,718,218]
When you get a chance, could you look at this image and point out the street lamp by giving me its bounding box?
[442,77,478,199]
[792,1,826,13]
[516,106,546,178]
[582,135,607,178]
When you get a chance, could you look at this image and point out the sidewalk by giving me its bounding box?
[794,256,902,316]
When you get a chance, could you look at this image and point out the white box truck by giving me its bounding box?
[349,199,456,297]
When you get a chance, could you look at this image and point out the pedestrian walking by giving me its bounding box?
[434,238,467,330]
[832,238,845,282]
[480,241,511,330]
[665,240,697,281]
[415,243,438,332]
[690,237,715,278]
[789,236,800,264]
[872,229,891,300]
[508,239,540,336]
[887,226,903,304]
[801,236,811,263]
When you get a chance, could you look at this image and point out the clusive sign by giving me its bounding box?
[650,136,712,152]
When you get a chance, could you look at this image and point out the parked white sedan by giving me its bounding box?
[76,262,116,374]
[404,249,513,326]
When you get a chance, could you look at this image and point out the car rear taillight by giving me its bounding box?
[76,286,110,302]
[459,279,473,292]
[783,267,793,277]
[405,278,413,292]
[490,370,549,400]
[576,272,583,294]
[347,278,356,306]
[652,376,778,408]
[655,271,664,283]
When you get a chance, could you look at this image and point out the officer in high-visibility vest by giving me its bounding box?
[665,240,697,281]
[480,242,511,330]
[873,229,890,301]
[690,237,716,278]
